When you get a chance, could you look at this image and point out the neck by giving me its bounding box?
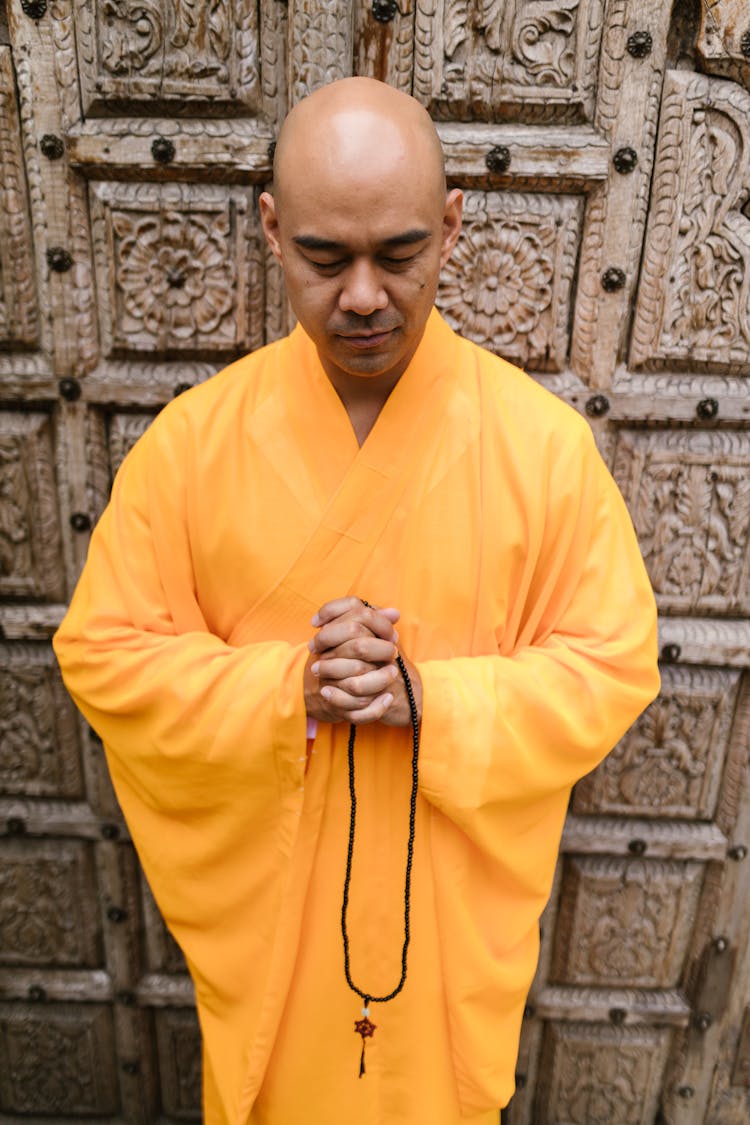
[322,363,407,447]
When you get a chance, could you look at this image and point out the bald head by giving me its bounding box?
[259,78,462,397]
[272,77,446,215]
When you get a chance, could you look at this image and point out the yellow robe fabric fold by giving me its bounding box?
[54,311,659,1124]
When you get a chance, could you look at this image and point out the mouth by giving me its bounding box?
[337,329,395,349]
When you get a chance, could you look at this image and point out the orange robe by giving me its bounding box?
[54,311,659,1124]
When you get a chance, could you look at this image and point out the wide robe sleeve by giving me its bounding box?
[417,416,659,831]
[412,412,660,1115]
[53,404,310,1119]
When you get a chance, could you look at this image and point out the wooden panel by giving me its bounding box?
[551,856,704,988]
[74,0,262,116]
[573,666,741,820]
[412,0,606,123]
[0,837,100,967]
[534,1022,671,1124]
[613,430,750,617]
[154,1007,203,1120]
[436,191,583,371]
[89,182,264,363]
[0,413,64,601]
[630,70,750,375]
[0,1002,119,1116]
[0,642,83,799]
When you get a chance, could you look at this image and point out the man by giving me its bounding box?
[54,78,659,1124]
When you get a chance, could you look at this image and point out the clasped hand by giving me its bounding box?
[304,597,422,727]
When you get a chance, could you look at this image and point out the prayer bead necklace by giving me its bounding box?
[340,609,420,1078]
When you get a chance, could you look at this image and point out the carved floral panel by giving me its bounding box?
[613,430,750,616]
[73,0,260,114]
[535,1022,670,1124]
[0,49,37,348]
[90,182,264,359]
[552,857,704,987]
[155,1007,203,1118]
[0,642,83,799]
[573,665,741,820]
[0,413,64,601]
[437,191,582,371]
[413,0,606,122]
[0,1003,117,1116]
[0,838,100,966]
[630,71,750,374]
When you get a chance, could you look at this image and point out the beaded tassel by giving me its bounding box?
[341,599,420,1077]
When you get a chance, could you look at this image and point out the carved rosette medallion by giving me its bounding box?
[630,71,750,373]
[90,183,263,357]
[414,0,605,122]
[574,666,741,819]
[0,50,38,347]
[437,191,582,371]
[0,413,64,601]
[73,0,260,114]
[0,643,83,798]
[536,1022,670,1124]
[613,430,750,615]
[552,857,704,987]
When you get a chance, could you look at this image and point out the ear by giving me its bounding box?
[439,189,463,268]
[259,192,283,264]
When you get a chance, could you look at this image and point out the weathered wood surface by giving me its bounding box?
[0,1,748,1122]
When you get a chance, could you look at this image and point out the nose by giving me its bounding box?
[338,258,388,316]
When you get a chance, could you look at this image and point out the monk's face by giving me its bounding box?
[260,84,462,391]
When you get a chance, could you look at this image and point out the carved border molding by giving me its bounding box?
[67,117,275,182]
[0,49,37,347]
[657,617,750,668]
[535,986,690,1025]
[569,0,673,388]
[288,0,354,104]
[561,815,727,861]
[437,123,610,190]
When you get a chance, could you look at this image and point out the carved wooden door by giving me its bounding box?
[1,1,749,1122]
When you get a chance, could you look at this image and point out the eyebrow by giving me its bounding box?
[293,228,432,252]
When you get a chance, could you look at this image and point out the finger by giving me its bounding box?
[312,657,374,681]
[312,600,399,642]
[348,693,395,725]
[322,664,399,697]
[312,596,365,627]
[309,615,396,655]
[315,636,398,665]
[319,684,383,712]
